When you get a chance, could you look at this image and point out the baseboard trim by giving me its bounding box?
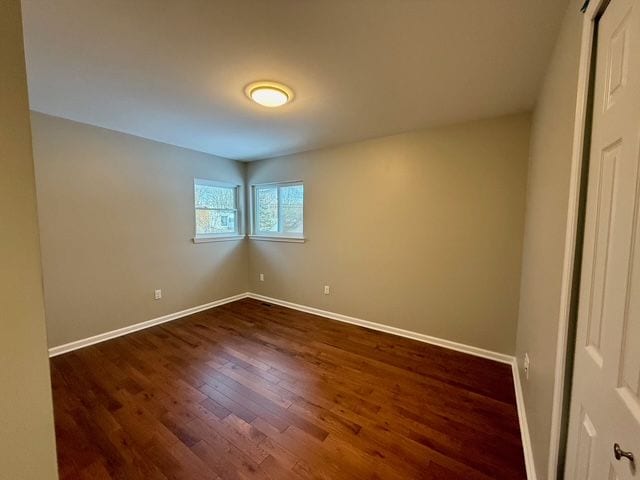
[48,291,514,364]
[246,293,514,365]
[512,359,538,480]
[47,292,251,357]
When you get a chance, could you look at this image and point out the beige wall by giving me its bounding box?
[247,113,530,355]
[0,1,59,478]
[32,113,249,348]
[515,1,583,478]
[34,112,531,355]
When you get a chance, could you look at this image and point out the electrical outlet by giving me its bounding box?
[523,353,530,380]
[154,289,162,300]
[324,285,330,295]
[259,273,264,282]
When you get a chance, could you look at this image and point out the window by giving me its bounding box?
[253,182,304,239]
[194,179,240,241]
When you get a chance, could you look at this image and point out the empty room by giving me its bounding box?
[2,0,640,479]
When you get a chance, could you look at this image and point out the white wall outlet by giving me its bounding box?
[259,273,265,282]
[154,289,162,300]
[523,353,530,380]
[324,285,330,295]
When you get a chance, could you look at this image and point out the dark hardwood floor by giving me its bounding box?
[50,298,526,479]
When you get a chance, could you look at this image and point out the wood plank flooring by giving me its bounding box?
[50,298,526,479]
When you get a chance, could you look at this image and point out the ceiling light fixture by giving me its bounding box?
[245,81,294,108]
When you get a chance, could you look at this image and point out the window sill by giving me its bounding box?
[192,235,246,243]
[249,235,306,243]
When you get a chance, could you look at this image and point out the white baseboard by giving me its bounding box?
[47,292,250,357]
[247,293,515,364]
[512,358,538,480]
[46,290,535,479]
[48,291,514,365]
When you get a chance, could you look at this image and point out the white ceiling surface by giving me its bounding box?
[22,0,568,161]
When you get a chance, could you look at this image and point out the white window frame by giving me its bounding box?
[250,181,305,243]
[193,178,243,243]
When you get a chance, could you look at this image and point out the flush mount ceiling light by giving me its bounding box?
[245,81,294,108]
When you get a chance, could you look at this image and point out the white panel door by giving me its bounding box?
[565,0,640,478]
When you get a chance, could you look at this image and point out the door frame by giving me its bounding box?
[548,1,611,479]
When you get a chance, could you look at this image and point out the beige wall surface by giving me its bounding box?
[0,1,59,478]
[247,113,530,355]
[32,113,249,348]
[515,1,583,478]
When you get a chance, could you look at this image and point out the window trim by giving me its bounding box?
[193,178,243,242]
[248,235,305,243]
[251,181,305,241]
[193,234,245,243]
